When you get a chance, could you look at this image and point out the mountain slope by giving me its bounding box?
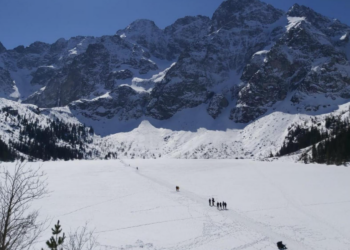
[1,0,350,161]
[0,98,107,161]
[232,4,350,123]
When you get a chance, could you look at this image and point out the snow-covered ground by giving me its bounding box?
[2,96,350,161]
[2,160,349,250]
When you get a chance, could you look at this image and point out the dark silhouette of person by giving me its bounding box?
[216,202,219,209]
[209,199,212,206]
[277,241,287,249]
[223,202,226,209]
[219,202,222,210]
[212,198,215,206]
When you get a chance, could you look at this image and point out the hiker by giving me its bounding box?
[212,198,215,206]
[277,241,287,249]
[209,199,212,206]
[219,202,222,210]
[217,202,219,209]
[223,202,226,209]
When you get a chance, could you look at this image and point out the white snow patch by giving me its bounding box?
[286,16,306,31]
[120,83,148,93]
[130,62,176,92]
[39,65,56,69]
[9,85,20,99]
[68,48,78,55]
[340,33,348,41]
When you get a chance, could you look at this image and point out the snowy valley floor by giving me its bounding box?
[3,160,350,250]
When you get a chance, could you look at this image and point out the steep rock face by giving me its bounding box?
[147,55,211,119]
[108,69,133,81]
[69,85,150,121]
[0,36,97,100]
[3,43,50,70]
[30,66,57,86]
[164,16,211,55]
[0,68,17,99]
[16,15,216,114]
[1,0,350,127]
[25,42,110,107]
[207,94,229,119]
[232,5,350,123]
[116,17,214,61]
[2,31,162,107]
[25,35,160,107]
[211,0,284,31]
[147,41,212,119]
[47,36,97,66]
[0,42,6,53]
[147,0,284,120]
[288,4,349,38]
[116,19,170,60]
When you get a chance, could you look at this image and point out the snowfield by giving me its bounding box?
[2,160,349,250]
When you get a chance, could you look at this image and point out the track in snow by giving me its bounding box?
[119,159,313,250]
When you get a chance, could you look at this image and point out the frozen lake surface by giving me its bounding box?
[3,159,349,250]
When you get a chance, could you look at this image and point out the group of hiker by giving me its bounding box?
[209,198,227,210]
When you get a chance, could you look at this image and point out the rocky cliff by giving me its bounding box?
[0,0,350,128]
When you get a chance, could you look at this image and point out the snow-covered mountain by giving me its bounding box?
[1,0,350,161]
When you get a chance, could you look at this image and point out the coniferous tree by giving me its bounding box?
[281,114,350,165]
[0,137,17,161]
[46,220,65,250]
[311,144,317,162]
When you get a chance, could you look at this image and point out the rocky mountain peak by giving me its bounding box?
[9,41,50,55]
[26,41,51,54]
[211,0,284,31]
[1,0,350,130]
[129,19,158,28]
[117,19,162,37]
[287,3,349,37]
[164,15,211,54]
[0,42,6,53]
[12,45,25,53]
[50,38,67,53]
[164,15,210,36]
[288,4,325,21]
[231,3,350,124]
[115,19,168,59]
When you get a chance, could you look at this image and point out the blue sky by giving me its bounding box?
[1,0,350,49]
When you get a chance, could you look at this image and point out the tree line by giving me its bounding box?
[0,136,18,161]
[278,113,350,165]
[11,116,95,161]
[0,106,95,162]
